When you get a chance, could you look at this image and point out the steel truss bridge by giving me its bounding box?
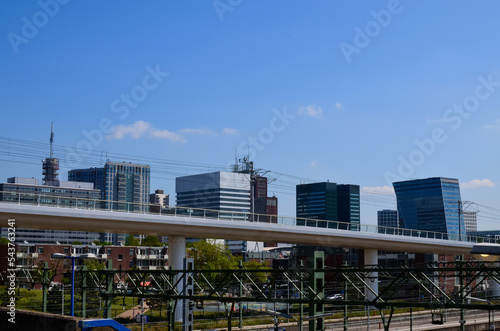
[17,259,500,331]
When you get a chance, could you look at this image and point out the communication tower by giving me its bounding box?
[42,122,60,186]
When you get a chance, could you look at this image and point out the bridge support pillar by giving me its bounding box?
[364,249,379,303]
[488,261,500,299]
[169,236,186,322]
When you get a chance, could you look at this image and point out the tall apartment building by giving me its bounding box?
[393,177,465,238]
[176,171,251,252]
[68,161,151,245]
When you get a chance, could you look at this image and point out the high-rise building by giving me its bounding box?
[393,177,465,238]
[69,161,151,245]
[377,209,400,228]
[69,162,151,212]
[150,189,169,207]
[295,181,361,266]
[296,182,338,226]
[0,177,101,245]
[296,182,360,228]
[176,171,251,252]
[463,211,478,234]
[337,184,360,230]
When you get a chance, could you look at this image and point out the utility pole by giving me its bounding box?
[457,201,474,241]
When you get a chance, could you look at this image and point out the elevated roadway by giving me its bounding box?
[0,203,475,255]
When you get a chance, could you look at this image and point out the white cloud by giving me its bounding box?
[461,179,496,190]
[150,129,186,142]
[108,120,152,139]
[179,128,216,136]
[309,160,317,167]
[107,120,185,142]
[223,128,239,136]
[361,185,395,195]
[484,118,500,130]
[335,103,343,110]
[299,104,322,118]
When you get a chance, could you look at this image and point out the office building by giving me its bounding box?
[337,184,360,230]
[69,161,151,244]
[463,211,478,233]
[378,209,400,229]
[176,171,251,252]
[0,177,101,245]
[393,177,465,238]
[296,182,338,225]
[296,182,360,228]
[295,181,361,266]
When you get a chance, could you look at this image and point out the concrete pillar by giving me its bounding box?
[488,261,500,299]
[169,236,186,322]
[364,249,379,302]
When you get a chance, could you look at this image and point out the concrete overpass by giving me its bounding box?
[0,203,476,255]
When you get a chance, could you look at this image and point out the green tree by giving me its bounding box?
[72,241,82,245]
[0,237,9,244]
[242,260,269,283]
[125,234,140,246]
[141,235,162,247]
[187,240,241,281]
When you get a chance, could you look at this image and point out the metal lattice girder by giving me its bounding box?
[15,261,500,311]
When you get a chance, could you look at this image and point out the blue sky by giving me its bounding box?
[1,1,500,230]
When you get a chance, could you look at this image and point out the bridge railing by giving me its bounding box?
[0,190,491,244]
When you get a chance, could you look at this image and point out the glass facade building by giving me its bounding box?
[393,177,465,238]
[176,171,251,252]
[68,162,151,212]
[296,182,360,228]
[69,162,151,245]
[296,182,338,224]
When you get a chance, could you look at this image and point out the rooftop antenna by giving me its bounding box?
[50,121,54,158]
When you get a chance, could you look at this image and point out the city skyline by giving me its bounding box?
[1,2,499,230]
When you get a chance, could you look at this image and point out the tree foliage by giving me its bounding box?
[125,234,140,246]
[187,240,241,270]
[141,235,162,247]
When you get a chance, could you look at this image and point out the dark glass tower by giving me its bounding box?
[337,184,360,230]
[296,182,337,227]
[393,177,465,238]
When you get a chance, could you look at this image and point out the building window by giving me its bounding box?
[130,249,134,256]
[63,248,69,254]
[107,248,112,255]
[38,247,43,254]
[118,254,123,261]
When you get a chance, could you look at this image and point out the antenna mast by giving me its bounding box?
[50,121,54,158]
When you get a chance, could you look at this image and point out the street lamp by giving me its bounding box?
[52,252,96,316]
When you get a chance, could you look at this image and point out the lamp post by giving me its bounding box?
[52,252,96,316]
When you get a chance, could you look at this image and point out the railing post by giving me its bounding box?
[18,193,21,204]
[38,194,40,206]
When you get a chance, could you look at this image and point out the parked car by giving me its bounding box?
[326,293,344,300]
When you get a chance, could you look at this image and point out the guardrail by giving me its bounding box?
[0,190,491,244]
